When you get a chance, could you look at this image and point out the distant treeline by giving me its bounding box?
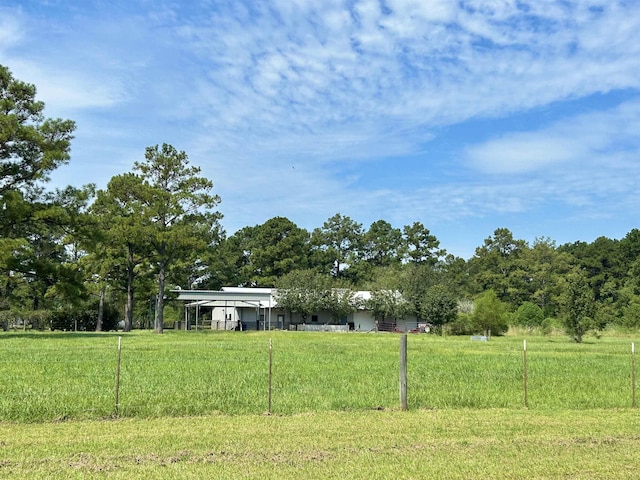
[1,63,639,340]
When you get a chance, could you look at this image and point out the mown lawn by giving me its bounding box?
[2,409,640,479]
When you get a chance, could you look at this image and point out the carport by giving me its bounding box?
[172,288,275,330]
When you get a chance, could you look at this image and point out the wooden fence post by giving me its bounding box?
[632,342,636,409]
[400,334,408,411]
[523,339,528,408]
[114,336,122,417]
[268,338,273,414]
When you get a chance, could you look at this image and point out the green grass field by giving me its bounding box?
[1,330,639,478]
[1,330,637,420]
[2,408,640,478]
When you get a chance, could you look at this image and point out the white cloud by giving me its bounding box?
[170,0,640,165]
[0,10,24,54]
[466,136,579,174]
[465,99,640,174]
[4,0,640,254]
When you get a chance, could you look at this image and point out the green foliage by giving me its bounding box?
[0,309,51,330]
[361,220,403,268]
[0,301,120,331]
[365,265,411,322]
[523,237,574,316]
[50,301,120,331]
[213,217,310,287]
[402,221,446,265]
[472,290,508,336]
[516,301,544,328]
[0,65,94,315]
[2,63,640,339]
[366,289,412,323]
[419,284,458,330]
[2,57,640,339]
[0,64,75,194]
[398,262,441,319]
[90,172,153,331]
[561,271,598,343]
[323,288,362,323]
[540,317,556,335]
[468,228,528,305]
[311,213,363,278]
[274,270,329,320]
[90,144,222,333]
[445,312,475,335]
[275,270,360,323]
[620,300,640,329]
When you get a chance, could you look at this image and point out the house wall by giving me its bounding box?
[226,307,376,331]
[211,306,240,322]
[352,311,377,331]
[210,305,240,330]
[193,295,420,333]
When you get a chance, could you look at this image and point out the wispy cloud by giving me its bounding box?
[171,1,640,163]
[0,9,23,53]
[465,99,640,174]
[1,0,639,255]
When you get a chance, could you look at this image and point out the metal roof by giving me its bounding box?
[172,289,274,303]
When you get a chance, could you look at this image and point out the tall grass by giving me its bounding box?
[0,331,637,422]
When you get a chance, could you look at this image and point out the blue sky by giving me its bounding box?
[1,0,639,259]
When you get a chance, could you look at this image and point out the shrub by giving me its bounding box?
[541,317,555,335]
[50,301,119,331]
[516,302,544,328]
[472,290,508,336]
[620,302,640,329]
[446,312,475,335]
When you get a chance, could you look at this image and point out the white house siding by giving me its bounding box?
[352,311,377,331]
[211,306,240,322]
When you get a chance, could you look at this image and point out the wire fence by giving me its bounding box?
[0,333,636,422]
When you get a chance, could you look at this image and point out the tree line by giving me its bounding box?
[2,64,639,341]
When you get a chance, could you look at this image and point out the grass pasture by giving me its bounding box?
[2,408,640,479]
[1,331,639,478]
[0,331,637,420]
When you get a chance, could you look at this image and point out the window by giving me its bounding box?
[311,315,318,322]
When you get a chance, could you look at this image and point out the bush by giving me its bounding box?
[516,302,544,328]
[50,301,120,331]
[0,311,10,331]
[445,313,475,336]
[620,302,640,329]
[541,317,555,335]
[472,290,508,336]
[0,310,52,330]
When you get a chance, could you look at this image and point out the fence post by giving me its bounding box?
[523,339,528,408]
[268,338,273,414]
[400,334,408,411]
[114,336,122,417]
[632,342,636,409]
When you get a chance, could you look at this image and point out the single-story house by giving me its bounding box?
[172,287,420,332]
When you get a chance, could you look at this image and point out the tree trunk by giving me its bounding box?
[96,285,105,332]
[124,282,133,332]
[123,245,135,332]
[155,260,165,334]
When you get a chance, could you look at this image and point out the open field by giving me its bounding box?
[1,331,639,478]
[0,330,638,421]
